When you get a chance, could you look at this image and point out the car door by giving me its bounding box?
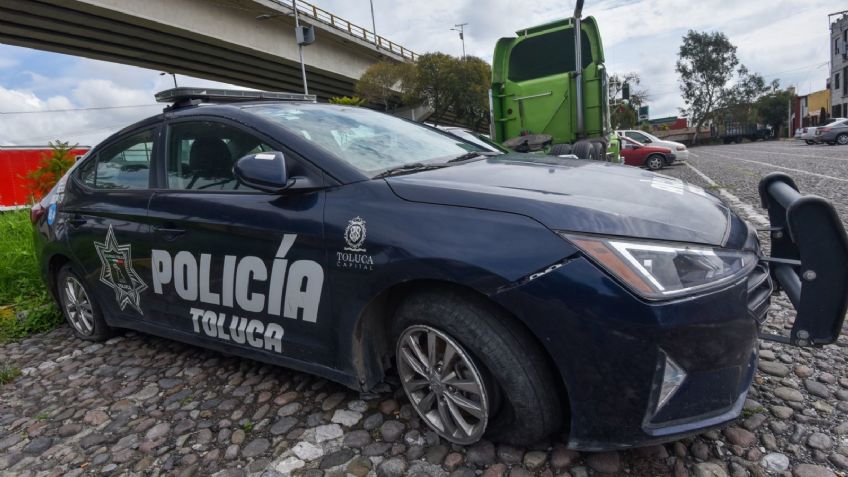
[619,137,645,166]
[145,118,332,367]
[63,125,160,324]
[625,131,651,144]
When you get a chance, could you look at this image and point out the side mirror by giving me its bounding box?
[234,151,290,193]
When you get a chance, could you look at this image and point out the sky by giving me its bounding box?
[0,0,840,146]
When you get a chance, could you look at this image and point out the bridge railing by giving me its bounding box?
[269,0,418,61]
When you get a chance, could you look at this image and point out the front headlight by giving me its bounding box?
[561,233,758,300]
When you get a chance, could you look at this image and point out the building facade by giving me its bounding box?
[831,12,848,117]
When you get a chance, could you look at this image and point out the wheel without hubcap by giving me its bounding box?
[61,276,95,336]
[646,155,664,171]
[396,325,489,445]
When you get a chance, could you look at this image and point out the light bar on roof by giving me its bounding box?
[154,87,316,104]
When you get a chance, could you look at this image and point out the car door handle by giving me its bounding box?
[154,226,186,236]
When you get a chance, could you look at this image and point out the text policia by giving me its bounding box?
[150,234,324,353]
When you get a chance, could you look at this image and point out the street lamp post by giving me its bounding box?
[256,3,312,95]
[451,23,468,59]
[369,0,378,49]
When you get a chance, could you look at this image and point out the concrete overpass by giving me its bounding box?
[0,0,418,101]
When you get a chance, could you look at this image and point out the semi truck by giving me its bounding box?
[489,0,621,162]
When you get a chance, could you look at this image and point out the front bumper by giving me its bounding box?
[674,149,689,161]
[493,254,769,451]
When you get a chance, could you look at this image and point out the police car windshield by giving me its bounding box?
[247,104,490,176]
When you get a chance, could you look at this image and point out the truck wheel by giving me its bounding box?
[572,141,592,160]
[645,154,665,171]
[590,142,604,161]
[56,264,111,341]
[837,133,848,146]
[549,143,573,156]
[393,291,562,446]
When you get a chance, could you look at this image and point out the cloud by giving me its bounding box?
[0,0,838,142]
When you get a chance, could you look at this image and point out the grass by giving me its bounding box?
[0,366,22,385]
[0,210,63,343]
[241,421,254,432]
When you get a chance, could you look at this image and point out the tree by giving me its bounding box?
[355,61,415,111]
[719,66,775,123]
[23,140,78,201]
[447,56,491,130]
[756,89,792,133]
[410,53,457,126]
[609,72,649,107]
[329,96,366,106]
[611,103,638,129]
[676,30,739,141]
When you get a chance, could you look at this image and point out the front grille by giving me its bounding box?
[747,262,772,323]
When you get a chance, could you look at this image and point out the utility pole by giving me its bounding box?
[451,23,468,59]
[292,0,308,95]
[369,0,378,49]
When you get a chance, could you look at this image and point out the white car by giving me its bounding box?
[800,118,847,145]
[616,130,689,162]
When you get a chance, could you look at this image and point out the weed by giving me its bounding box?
[35,412,49,420]
[241,421,254,432]
[0,210,62,343]
[179,395,194,406]
[0,366,22,385]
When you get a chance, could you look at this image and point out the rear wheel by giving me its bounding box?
[549,143,573,156]
[572,141,592,160]
[645,154,665,171]
[589,142,603,161]
[56,264,111,341]
[837,133,848,146]
[393,291,562,446]
[805,140,815,145]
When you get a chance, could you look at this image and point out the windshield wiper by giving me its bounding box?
[446,152,487,163]
[373,162,449,178]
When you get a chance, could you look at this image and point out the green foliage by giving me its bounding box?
[447,56,492,130]
[23,140,78,202]
[609,72,649,107]
[409,53,457,126]
[355,61,416,111]
[0,210,62,343]
[241,421,254,432]
[676,30,739,134]
[611,103,638,129]
[720,66,777,123]
[329,96,366,106]
[756,89,793,131]
[0,366,22,385]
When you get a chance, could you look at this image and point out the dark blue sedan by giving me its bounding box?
[31,88,848,450]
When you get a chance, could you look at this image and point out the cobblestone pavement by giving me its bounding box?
[2,140,848,477]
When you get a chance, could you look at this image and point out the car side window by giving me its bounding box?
[626,131,648,143]
[166,121,274,191]
[80,129,154,189]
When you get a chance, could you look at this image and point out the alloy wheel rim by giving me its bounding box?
[63,276,95,336]
[839,135,848,145]
[396,325,489,444]
[649,157,661,169]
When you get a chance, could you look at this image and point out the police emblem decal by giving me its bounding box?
[344,216,367,252]
[95,225,148,314]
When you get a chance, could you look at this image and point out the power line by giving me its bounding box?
[0,104,160,115]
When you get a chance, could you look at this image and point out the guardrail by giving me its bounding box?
[268,0,418,61]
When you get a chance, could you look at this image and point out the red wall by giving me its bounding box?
[0,148,89,207]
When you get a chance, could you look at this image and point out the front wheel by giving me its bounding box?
[56,264,111,341]
[836,133,848,146]
[393,291,562,446]
[645,154,665,171]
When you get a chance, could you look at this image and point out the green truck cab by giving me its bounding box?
[490,2,621,162]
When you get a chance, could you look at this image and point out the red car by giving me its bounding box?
[619,136,675,170]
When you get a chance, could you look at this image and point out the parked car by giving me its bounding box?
[801,117,846,145]
[619,136,675,170]
[616,130,689,162]
[32,88,848,449]
[815,119,848,145]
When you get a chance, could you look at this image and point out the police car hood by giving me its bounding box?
[386,156,742,247]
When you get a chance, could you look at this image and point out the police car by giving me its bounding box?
[32,87,848,450]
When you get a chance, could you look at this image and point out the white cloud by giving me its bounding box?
[0,0,838,143]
